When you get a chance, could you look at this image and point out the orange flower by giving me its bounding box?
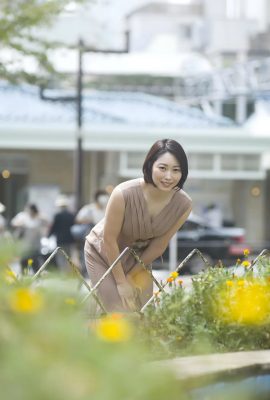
[166,277,174,283]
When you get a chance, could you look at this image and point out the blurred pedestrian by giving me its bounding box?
[48,195,75,272]
[11,203,48,273]
[73,189,110,275]
[75,189,110,226]
[0,202,8,238]
[203,203,223,228]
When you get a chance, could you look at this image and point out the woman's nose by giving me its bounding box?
[164,170,173,179]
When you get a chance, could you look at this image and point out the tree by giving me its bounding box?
[0,0,84,84]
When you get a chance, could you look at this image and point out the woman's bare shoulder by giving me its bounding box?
[114,178,142,193]
[179,189,192,203]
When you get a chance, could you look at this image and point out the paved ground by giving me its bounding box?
[157,349,270,380]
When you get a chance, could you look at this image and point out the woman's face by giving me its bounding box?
[152,152,182,191]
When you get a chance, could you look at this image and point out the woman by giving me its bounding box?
[85,139,192,312]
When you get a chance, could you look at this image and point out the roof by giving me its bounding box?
[126,2,202,19]
[0,83,234,129]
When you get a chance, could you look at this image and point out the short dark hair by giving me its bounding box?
[142,139,188,190]
[94,189,108,202]
[28,204,39,214]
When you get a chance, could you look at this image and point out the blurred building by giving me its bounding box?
[2,0,270,247]
[0,83,269,249]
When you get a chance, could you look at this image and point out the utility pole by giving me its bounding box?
[40,31,129,212]
[74,39,83,212]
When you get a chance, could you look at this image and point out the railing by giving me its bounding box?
[31,246,213,315]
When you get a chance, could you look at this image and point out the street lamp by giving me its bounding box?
[40,32,129,211]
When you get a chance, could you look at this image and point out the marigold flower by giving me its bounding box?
[243,248,250,256]
[177,279,183,285]
[9,288,43,314]
[110,313,124,320]
[241,260,251,268]
[95,314,132,342]
[237,280,245,286]
[216,280,270,324]
[166,277,174,283]
[27,259,33,267]
[226,280,233,287]
[170,271,179,280]
[4,269,17,284]
[65,297,76,306]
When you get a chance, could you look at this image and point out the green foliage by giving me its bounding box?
[0,0,85,84]
[141,260,270,358]
[0,243,188,400]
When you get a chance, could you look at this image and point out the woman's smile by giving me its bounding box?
[152,152,182,191]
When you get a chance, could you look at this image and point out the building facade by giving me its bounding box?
[0,83,269,248]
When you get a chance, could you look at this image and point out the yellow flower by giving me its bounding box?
[241,260,251,268]
[177,279,183,285]
[243,248,250,256]
[65,297,76,306]
[170,271,179,280]
[237,280,245,286]
[217,281,270,324]
[226,280,233,287]
[27,259,33,267]
[4,269,17,284]
[236,258,241,265]
[9,288,43,314]
[95,314,132,342]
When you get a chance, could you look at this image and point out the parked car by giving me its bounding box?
[153,213,249,274]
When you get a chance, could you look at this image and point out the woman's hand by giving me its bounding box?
[116,281,137,311]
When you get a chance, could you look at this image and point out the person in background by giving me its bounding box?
[11,203,48,273]
[203,203,223,228]
[48,195,75,272]
[84,139,192,312]
[0,202,8,238]
[75,189,110,226]
[74,189,110,275]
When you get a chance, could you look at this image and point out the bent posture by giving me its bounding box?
[85,139,192,312]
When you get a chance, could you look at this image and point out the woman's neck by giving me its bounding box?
[142,180,174,202]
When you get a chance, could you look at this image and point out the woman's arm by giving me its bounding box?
[103,188,136,309]
[133,206,192,269]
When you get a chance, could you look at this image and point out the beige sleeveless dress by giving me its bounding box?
[85,178,192,312]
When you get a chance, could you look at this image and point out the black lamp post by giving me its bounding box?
[74,38,83,212]
[40,32,129,212]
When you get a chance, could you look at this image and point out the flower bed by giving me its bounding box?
[141,250,270,358]
[2,241,270,399]
[0,240,188,400]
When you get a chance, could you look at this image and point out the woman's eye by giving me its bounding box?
[159,166,165,171]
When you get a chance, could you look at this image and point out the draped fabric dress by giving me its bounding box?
[84,178,192,312]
